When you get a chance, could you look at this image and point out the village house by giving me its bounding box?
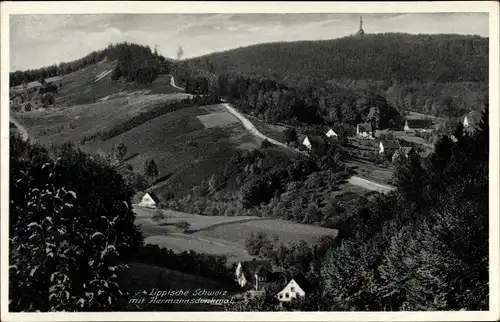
[139,191,160,208]
[404,119,434,133]
[463,110,483,133]
[302,135,327,155]
[276,272,314,303]
[235,259,272,293]
[392,146,417,163]
[379,140,400,155]
[356,123,374,139]
[325,128,338,139]
[11,76,62,94]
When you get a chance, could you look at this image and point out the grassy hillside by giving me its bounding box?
[17,99,274,200]
[188,33,488,83]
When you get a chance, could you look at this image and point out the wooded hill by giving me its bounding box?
[188,33,488,84]
[10,43,186,87]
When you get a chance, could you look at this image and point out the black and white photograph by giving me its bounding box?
[1,1,499,321]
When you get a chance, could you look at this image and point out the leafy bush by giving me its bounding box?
[9,135,143,311]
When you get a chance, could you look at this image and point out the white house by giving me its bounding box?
[302,136,312,150]
[462,110,483,134]
[404,119,434,133]
[139,192,160,208]
[276,273,314,302]
[379,140,400,155]
[356,123,374,139]
[301,135,327,155]
[325,128,338,138]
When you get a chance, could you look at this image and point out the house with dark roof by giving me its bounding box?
[235,259,272,291]
[276,272,314,302]
[379,140,400,155]
[404,119,434,132]
[356,123,374,139]
[139,191,160,208]
[302,135,327,155]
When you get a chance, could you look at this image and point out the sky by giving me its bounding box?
[10,13,489,72]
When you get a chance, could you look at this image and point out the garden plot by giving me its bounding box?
[197,112,239,129]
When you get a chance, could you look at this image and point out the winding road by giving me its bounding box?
[221,102,306,155]
[348,176,395,194]
[168,75,396,194]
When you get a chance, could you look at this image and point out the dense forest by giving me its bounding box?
[218,75,402,129]
[228,107,489,311]
[189,33,488,117]
[189,33,488,83]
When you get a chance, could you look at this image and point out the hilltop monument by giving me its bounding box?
[356,16,365,36]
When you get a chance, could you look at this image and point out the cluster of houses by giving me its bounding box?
[10,76,62,112]
[299,109,481,162]
[235,259,314,304]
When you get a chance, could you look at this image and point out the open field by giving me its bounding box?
[134,206,261,231]
[197,112,239,128]
[14,93,192,147]
[133,205,337,262]
[194,218,338,247]
[246,114,287,144]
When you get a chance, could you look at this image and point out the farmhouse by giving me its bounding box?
[276,273,314,303]
[463,110,483,133]
[302,135,327,155]
[392,147,416,163]
[379,140,400,155]
[325,128,338,138]
[139,191,160,208]
[356,123,374,139]
[404,119,434,132]
[235,259,272,291]
[11,76,62,93]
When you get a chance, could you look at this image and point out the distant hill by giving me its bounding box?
[187,33,488,84]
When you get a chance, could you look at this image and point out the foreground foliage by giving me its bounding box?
[9,136,144,311]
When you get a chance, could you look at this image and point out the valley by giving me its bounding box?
[8,27,489,312]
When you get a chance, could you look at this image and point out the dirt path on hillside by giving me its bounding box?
[169,75,185,91]
[221,102,306,155]
[348,175,395,194]
[10,117,30,142]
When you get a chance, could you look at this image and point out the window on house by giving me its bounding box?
[279,294,283,299]
[291,287,295,292]
[285,293,289,298]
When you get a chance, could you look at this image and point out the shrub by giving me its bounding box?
[9,136,143,311]
[261,139,273,149]
[174,221,191,232]
[152,210,165,224]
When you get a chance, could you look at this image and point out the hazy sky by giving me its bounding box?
[10,13,489,71]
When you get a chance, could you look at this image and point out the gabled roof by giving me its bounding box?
[290,272,314,293]
[405,119,434,129]
[304,135,325,147]
[357,123,372,133]
[144,191,160,203]
[464,110,483,126]
[381,140,400,149]
[45,76,62,83]
[239,259,272,280]
[401,147,413,155]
